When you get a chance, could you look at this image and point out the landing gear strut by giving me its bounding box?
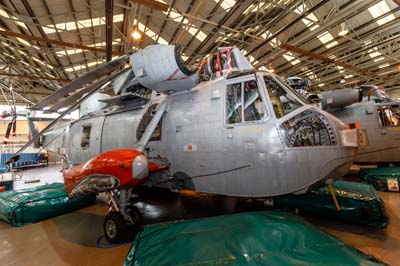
[104,189,142,243]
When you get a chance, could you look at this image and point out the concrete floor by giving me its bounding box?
[1,164,63,190]
[0,166,399,266]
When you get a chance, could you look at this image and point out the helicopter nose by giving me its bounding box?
[279,105,366,150]
[277,106,362,192]
[280,106,341,147]
[318,108,368,149]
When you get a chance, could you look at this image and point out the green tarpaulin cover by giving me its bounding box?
[274,180,388,228]
[360,167,400,192]
[0,182,96,226]
[124,211,383,266]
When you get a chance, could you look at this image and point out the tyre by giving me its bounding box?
[172,171,195,190]
[126,206,142,227]
[125,206,142,241]
[104,212,129,243]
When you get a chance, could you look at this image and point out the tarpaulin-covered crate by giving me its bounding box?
[124,211,383,266]
[360,167,400,192]
[0,182,96,226]
[273,180,389,228]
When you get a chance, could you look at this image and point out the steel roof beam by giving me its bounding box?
[129,0,169,11]
[0,29,124,56]
[20,0,68,80]
[0,72,68,82]
[255,0,380,65]
[246,0,330,57]
[277,6,400,74]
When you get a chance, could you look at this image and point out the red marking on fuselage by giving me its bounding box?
[167,67,180,80]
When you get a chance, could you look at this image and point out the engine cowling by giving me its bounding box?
[64,149,149,197]
[129,44,198,94]
[321,88,362,110]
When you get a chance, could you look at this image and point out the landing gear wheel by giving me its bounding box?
[172,171,195,190]
[126,206,142,238]
[104,212,128,243]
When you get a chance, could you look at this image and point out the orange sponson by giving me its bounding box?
[64,149,145,194]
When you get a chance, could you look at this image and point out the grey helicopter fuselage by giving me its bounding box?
[7,44,368,244]
[59,71,358,197]
[11,44,367,244]
[286,77,400,165]
[328,98,400,164]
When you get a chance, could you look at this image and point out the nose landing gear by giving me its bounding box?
[104,189,143,243]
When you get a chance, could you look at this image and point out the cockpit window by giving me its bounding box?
[226,83,242,124]
[226,79,266,124]
[277,76,311,105]
[263,76,303,118]
[244,80,265,122]
[377,105,400,127]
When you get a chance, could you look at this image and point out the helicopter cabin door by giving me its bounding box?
[221,73,284,196]
[224,74,269,155]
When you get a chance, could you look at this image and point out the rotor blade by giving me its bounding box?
[6,68,130,163]
[47,83,103,113]
[10,86,16,112]
[12,119,16,137]
[0,85,35,105]
[31,54,129,110]
[0,87,10,107]
[3,121,12,144]
[105,0,114,62]
[28,117,72,122]
[12,90,35,105]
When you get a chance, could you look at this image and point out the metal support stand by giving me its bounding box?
[328,183,341,212]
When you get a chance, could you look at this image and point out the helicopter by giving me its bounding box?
[8,45,366,243]
[286,77,400,166]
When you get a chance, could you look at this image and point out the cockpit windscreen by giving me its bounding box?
[263,75,304,118]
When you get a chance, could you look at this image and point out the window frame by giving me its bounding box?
[224,74,269,127]
[376,104,400,128]
[136,103,163,142]
[81,124,92,149]
[261,73,306,119]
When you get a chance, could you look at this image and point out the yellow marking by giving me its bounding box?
[270,96,284,118]
[237,127,263,133]
[384,127,400,131]
[178,189,209,198]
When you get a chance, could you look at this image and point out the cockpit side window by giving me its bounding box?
[377,105,400,127]
[137,104,163,141]
[244,80,266,122]
[226,79,266,124]
[226,83,242,124]
[263,76,302,118]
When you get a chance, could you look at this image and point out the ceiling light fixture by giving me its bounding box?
[267,63,275,73]
[338,22,349,36]
[131,29,142,40]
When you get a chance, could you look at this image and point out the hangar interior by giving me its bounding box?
[0,0,399,265]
